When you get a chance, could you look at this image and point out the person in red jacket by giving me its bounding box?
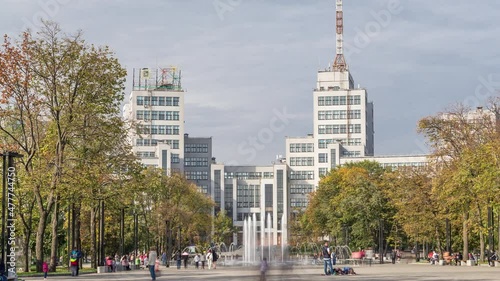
[42,260,49,280]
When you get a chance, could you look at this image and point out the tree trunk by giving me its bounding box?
[49,197,59,272]
[463,211,469,261]
[479,232,485,262]
[75,203,81,256]
[435,225,442,258]
[35,210,48,272]
[22,231,31,272]
[90,206,97,269]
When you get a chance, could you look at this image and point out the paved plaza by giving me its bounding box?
[21,263,500,281]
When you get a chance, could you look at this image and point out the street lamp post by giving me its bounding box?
[99,199,105,266]
[134,213,138,257]
[379,219,384,264]
[165,220,171,267]
[120,208,126,256]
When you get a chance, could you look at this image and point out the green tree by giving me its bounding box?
[213,210,236,245]
[304,161,392,249]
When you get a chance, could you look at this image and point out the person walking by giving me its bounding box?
[212,248,218,269]
[69,248,82,277]
[206,249,213,269]
[260,257,268,281]
[176,252,182,270]
[42,260,49,280]
[322,241,334,275]
[194,254,200,269]
[148,247,158,281]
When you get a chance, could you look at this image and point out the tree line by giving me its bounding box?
[295,99,500,261]
[0,22,230,273]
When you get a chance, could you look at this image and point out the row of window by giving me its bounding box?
[136,110,180,121]
[135,139,180,149]
[185,143,209,153]
[184,157,209,167]
[224,172,273,179]
[236,184,260,208]
[381,162,427,169]
[289,171,314,180]
[290,184,314,194]
[136,151,155,158]
[318,124,361,134]
[290,198,309,208]
[185,171,208,180]
[318,95,361,106]
[289,157,314,166]
[289,143,314,153]
[318,110,361,120]
[342,151,361,157]
[197,185,209,194]
[318,138,362,148]
[138,125,180,135]
[137,96,180,106]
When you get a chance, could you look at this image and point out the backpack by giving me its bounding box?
[213,251,218,260]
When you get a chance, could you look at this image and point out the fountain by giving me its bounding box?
[242,212,290,265]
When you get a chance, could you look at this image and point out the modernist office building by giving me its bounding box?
[124,5,428,245]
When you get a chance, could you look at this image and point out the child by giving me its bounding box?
[42,260,49,280]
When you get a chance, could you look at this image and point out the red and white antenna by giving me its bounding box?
[333,0,348,71]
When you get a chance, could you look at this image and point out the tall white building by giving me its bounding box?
[124,67,185,173]
[124,3,430,248]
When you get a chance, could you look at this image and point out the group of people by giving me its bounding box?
[176,248,219,270]
[320,241,356,276]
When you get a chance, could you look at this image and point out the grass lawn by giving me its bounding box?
[17,266,97,277]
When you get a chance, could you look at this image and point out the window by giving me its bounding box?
[318,153,328,163]
[290,184,314,194]
[136,151,155,158]
[263,172,274,179]
[171,153,180,163]
[235,172,261,179]
[319,168,328,177]
[236,184,260,208]
[289,143,314,153]
[151,96,159,106]
[136,110,144,120]
[290,198,309,208]
[342,151,361,157]
[184,157,208,167]
[290,157,314,166]
[185,143,209,153]
[289,171,314,180]
[137,96,144,105]
[184,171,208,180]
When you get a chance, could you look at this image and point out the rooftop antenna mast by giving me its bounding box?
[333,0,347,71]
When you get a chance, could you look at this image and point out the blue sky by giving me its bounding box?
[2,0,499,165]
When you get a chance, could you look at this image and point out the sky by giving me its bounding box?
[1,0,499,165]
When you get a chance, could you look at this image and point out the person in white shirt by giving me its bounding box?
[206,250,213,269]
[148,247,158,281]
[194,254,200,269]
